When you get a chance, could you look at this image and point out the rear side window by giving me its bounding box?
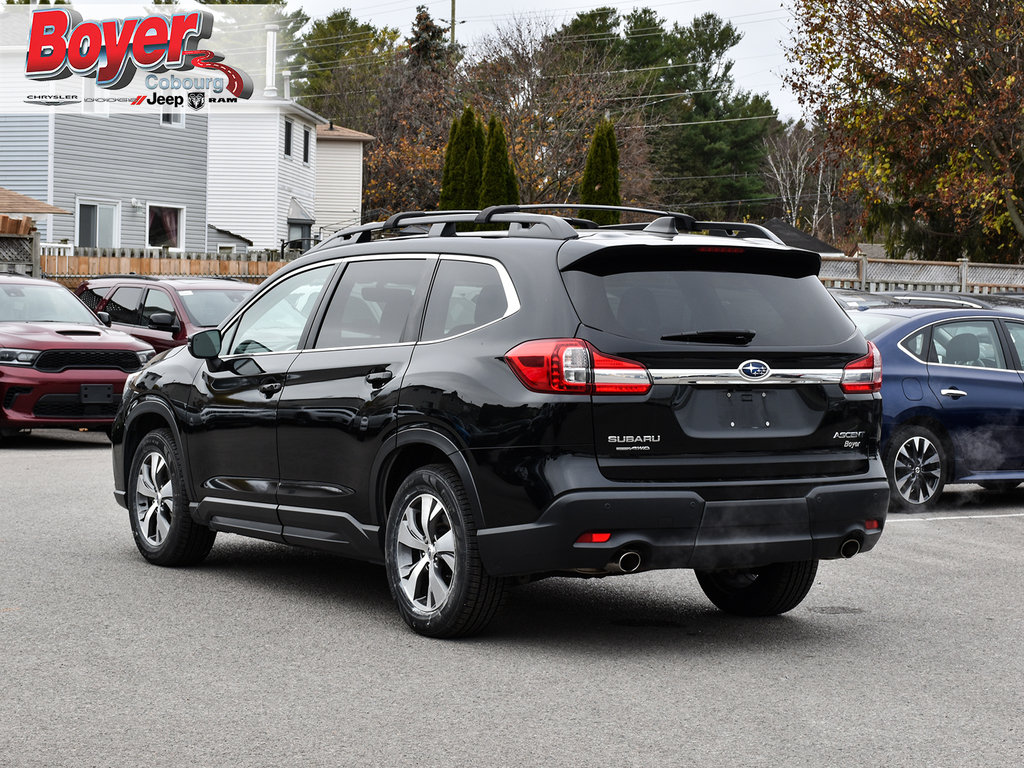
[421,259,509,340]
[563,263,856,346]
[105,286,143,325]
[314,259,429,348]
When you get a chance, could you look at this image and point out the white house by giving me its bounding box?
[315,123,373,238]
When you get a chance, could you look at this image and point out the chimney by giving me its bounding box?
[282,70,291,100]
[264,24,279,98]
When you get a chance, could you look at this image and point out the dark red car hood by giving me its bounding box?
[0,322,152,350]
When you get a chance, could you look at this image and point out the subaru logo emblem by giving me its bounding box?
[739,359,771,380]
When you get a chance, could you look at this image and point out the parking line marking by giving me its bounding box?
[887,512,1024,523]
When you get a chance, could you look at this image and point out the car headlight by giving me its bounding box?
[0,348,40,366]
[136,349,156,365]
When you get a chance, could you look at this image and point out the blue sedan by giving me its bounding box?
[848,305,1024,510]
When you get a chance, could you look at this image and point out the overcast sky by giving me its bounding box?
[302,0,801,119]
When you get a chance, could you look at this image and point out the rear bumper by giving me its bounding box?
[476,474,889,577]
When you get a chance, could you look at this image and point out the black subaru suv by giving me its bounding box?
[111,206,888,637]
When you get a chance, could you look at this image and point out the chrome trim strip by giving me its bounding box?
[649,368,844,385]
[594,368,652,386]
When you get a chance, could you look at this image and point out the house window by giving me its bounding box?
[284,119,293,156]
[303,128,310,163]
[288,221,312,251]
[160,110,183,127]
[77,201,119,248]
[148,205,184,249]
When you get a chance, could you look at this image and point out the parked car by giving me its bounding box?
[75,275,254,352]
[111,206,888,637]
[0,273,154,438]
[848,304,1024,509]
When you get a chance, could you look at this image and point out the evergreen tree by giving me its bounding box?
[439,107,476,209]
[479,117,518,208]
[438,118,462,210]
[580,121,621,225]
[406,5,451,71]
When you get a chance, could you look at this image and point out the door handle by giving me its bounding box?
[365,370,394,388]
[258,381,283,397]
[940,387,967,399]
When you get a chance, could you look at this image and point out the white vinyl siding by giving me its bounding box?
[315,140,363,234]
[278,115,316,247]
[207,111,280,250]
[50,113,208,251]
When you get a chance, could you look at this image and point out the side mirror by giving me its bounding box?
[148,312,178,330]
[189,328,222,359]
[96,311,112,327]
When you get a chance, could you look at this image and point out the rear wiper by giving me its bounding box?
[660,329,756,344]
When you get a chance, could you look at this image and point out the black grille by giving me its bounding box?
[34,349,141,373]
[33,394,122,419]
[3,386,33,409]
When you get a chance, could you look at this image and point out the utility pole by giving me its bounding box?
[451,0,456,47]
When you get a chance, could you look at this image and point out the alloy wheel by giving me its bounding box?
[394,492,457,614]
[133,450,174,547]
[893,435,942,505]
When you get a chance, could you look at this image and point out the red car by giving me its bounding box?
[0,274,154,437]
[75,275,254,352]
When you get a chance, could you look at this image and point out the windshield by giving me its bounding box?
[0,283,99,325]
[178,287,252,327]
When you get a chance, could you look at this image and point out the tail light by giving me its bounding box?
[505,338,651,395]
[841,340,882,394]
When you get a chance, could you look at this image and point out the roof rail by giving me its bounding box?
[313,205,789,251]
[316,209,579,250]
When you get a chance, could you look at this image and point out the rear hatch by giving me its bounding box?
[558,239,880,485]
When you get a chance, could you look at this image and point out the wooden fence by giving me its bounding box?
[39,244,288,288]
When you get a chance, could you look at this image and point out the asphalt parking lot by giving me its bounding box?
[1,430,1022,767]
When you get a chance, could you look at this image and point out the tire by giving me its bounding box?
[978,481,1020,492]
[695,560,819,616]
[127,428,216,566]
[384,463,506,638]
[885,425,947,511]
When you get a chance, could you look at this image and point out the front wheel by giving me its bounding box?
[886,425,947,510]
[127,428,216,566]
[695,560,819,616]
[384,464,506,638]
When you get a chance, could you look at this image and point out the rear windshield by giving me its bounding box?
[848,311,904,339]
[562,267,857,346]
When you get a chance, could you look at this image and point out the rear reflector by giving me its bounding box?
[841,340,882,394]
[865,519,880,530]
[576,532,612,543]
[505,339,651,395]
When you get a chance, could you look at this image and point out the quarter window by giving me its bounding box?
[422,260,509,340]
[314,259,429,348]
[222,265,332,355]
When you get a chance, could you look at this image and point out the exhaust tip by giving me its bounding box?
[840,538,861,559]
[618,550,642,573]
